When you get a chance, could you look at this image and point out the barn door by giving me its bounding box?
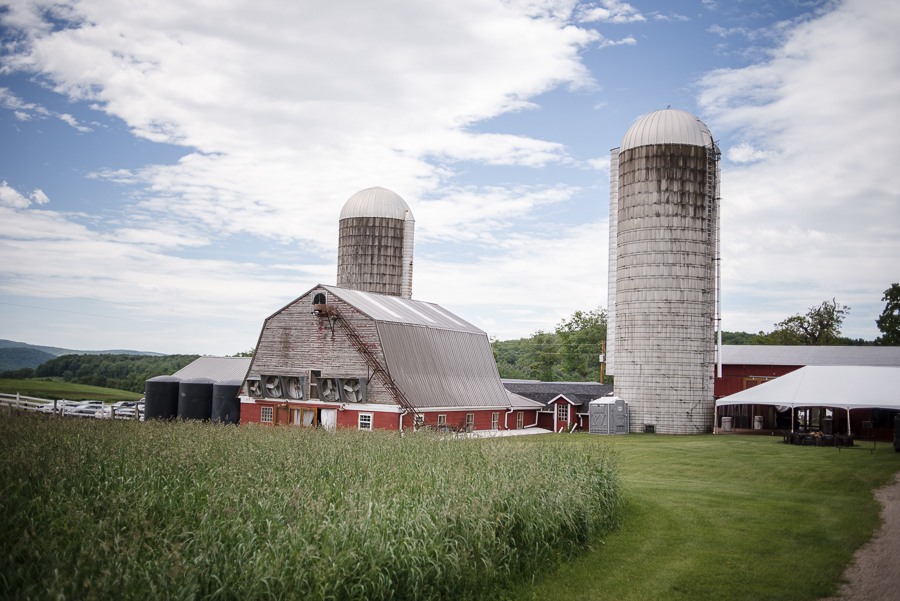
[320,408,337,431]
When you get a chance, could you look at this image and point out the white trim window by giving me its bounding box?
[517,411,524,429]
[437,414,446,425]
[260,406,274,423]
[358,413,373,431]
[491,412,499,430]
[557,403,569,423]
[465,413,475,432]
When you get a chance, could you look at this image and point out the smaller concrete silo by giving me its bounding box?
[337,187,415,298]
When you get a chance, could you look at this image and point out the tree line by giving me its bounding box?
[491,284,899,383]
[0,354,200,393]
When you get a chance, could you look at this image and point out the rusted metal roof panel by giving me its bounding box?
[376,322,509,408]
[324,286,481,333]
[173,356,252,382]
[721,345,900,367]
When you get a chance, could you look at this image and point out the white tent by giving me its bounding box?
[716,366,900,410]
[715,366,900,434]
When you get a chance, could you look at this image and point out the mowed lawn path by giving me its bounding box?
[519,433,900,601]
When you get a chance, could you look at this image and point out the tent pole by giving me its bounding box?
[847,407,851,436]
[714,400,717,435]
[791,407,794,434]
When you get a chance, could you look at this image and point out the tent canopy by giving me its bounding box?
[716,366,900,411]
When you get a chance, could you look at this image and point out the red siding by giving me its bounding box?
[714,364,802,398]
[537,412,554,430]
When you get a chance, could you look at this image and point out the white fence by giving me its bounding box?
[0,392,143,420]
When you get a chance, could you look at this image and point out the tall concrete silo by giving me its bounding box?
[607,109,721,435]
[337,186,415,298]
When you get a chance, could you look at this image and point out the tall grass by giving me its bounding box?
[0,413,621,600]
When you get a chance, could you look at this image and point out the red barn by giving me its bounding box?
[240,285,528,432]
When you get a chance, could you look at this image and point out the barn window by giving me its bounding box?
[358,413,373,431]
[465,413,475,432]
[516,412,524,429]
[557,404,569,423]
[437,414,446,425]
[491,412,499,430]
[260,406,273,423]
[313,293,326,305]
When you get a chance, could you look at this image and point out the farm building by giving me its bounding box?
[502,380,613,433]
[715,345,900,438]
[239,284,539,431]
[606,108,721,435]
[235,185,547,431]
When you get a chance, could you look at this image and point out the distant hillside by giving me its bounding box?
[0,348,57,372]
[0,339,165,357]
[0,353,200,394]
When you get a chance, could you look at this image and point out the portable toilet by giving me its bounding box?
[589,396,628,435]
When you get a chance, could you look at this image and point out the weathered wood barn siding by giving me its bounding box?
[247,287,393,405]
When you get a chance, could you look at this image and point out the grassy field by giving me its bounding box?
[0,378,144,402]
[521,433,900,601]
[0,414,622,601]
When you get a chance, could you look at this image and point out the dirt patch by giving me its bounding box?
[822,471,900,601]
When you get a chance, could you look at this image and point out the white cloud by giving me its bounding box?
[651,12,690,22]
[726,142,773,164]
[577,1,645,24]
[698,0,900,338]
[56,112,92,132]
[0,0,617,349]
[0,0,601,253]
[29,189,49,205]
[0,182,32,208]
[597,35,637,49]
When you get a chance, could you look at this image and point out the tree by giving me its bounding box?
[521,330,559,382]
[754,299,849,346]
[555,308,607,381]
[232,348,255,357]
[875,283,900,345]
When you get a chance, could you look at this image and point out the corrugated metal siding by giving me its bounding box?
[173,357,252,382]
[377,322,509,408]
[325,286,481,333]
[721,345,900,366]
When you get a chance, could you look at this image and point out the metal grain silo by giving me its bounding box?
[607,109,721,435]
[177,377,215,421]
[211,379,242,425]
[336,186,415,298]
[144,375,181,420]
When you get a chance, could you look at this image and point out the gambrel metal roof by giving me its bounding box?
[259,285,509,409]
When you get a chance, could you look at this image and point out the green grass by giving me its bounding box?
[520,433,899,601]
[0,414,622,600]
[0,378,144,402]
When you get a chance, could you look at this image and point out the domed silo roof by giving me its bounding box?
[621,109,712,151]
[339,186,414,221]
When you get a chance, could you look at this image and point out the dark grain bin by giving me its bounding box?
[212,379,242,425]
[177,378,215,421]
[144,376,182,420]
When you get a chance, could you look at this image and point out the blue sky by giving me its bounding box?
[1,0,898,354]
